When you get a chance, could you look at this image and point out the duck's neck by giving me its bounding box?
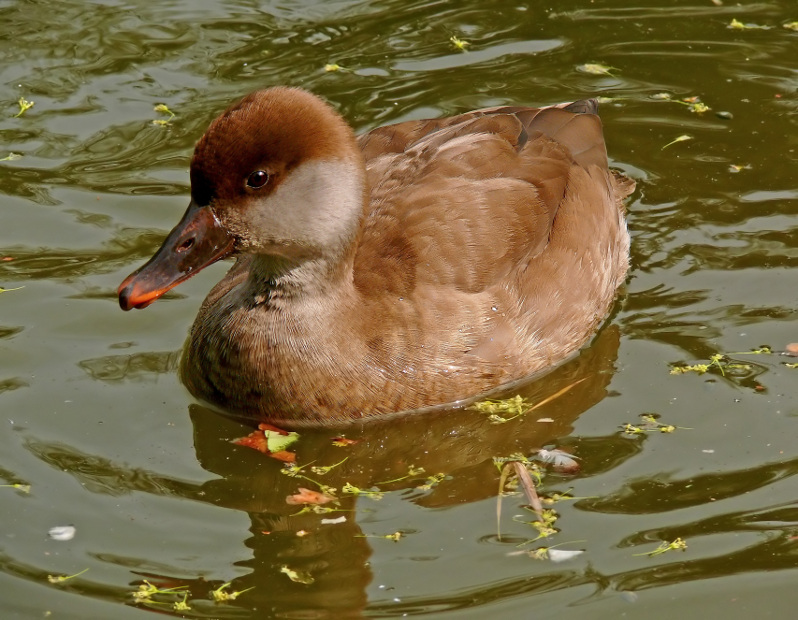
[244,252,357,307]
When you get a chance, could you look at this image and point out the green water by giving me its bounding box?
[1,0,797,617]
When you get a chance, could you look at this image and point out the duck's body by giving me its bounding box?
[119,88,634,425]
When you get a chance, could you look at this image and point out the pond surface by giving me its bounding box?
[2,0,798,617]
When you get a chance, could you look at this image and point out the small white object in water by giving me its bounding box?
[547,549,585,563]
[48,525,76,541]
[321,516,347,525]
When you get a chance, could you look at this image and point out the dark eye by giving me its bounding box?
[246,170,270,189]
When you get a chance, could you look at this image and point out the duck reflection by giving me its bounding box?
[176,325,624,616]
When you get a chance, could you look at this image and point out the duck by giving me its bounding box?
[118,87,634,426]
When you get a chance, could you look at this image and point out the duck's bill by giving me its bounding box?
[117,202,235,311]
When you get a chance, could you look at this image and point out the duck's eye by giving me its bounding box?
[246,170,270,189]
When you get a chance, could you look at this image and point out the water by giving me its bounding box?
[1,0,797,617]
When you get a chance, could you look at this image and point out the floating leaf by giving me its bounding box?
[0,153,22,161]
[785,22,798,31]
[265,429,299,453]
[286,487,336,505]
[729,164,751,173]
[325,63,342,72]
[233,424,298,462]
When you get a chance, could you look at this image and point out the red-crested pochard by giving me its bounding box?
[118,87,634,426]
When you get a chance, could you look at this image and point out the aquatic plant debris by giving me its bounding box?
[514,508,560,542]
[785,22,798,31]
[541,490,596,505]
[661,134,692,150]
[173,593,191,611]
[279,461,337,499]
[521,544,585,562]
[535,449,580,474]
[286,487,336,505]
[324,63,353,72]
[417,472,446,490]
[650,93,710,113]
[670,347,771,376]
[14,97,34,117]
[358,531,404,541]
[280,565,314,585]
[450,36,470,51]
[472,394,529,423]
[342,482,384,500]
[310,457,347,475]
[152,103,175,126]
[210,582,254,602]
[728,18,769,30]
[577,63,617,75]
[681,96,710,114]
[496,457,542,540]
[0,483,30,492]
[332,436,358,447]
[472,378,586,424]
[0,153,22,161]
[233,423,299,462]
[634,537,688,557]
[621,413,690,436]
[47,568,88,584]
[130,580,189,605]
[0,286,25,294]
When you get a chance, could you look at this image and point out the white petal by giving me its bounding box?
[547,549,584,563]
[48,525,76,541]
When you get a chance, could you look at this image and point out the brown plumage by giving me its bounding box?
[118,87,634,426]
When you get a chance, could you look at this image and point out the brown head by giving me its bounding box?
[118,87,366,310]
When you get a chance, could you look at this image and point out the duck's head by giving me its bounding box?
[118,87,365,310]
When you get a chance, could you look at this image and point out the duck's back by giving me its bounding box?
[348,103,632,388]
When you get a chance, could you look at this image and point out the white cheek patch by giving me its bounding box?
[243,159,364,257]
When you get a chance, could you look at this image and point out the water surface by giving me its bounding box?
[2,0,798,618]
